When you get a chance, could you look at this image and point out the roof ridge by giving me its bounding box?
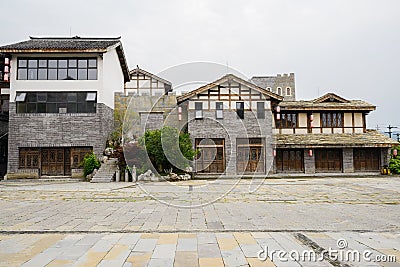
[29,36,121,40]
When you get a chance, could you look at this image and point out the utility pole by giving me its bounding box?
[385,125,398,139]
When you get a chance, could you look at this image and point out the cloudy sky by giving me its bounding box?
[1,0,399,131]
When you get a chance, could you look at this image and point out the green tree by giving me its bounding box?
[389,145,400,174]
[139,126,196,173]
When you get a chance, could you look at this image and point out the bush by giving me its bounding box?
[82,152,101,177]
[139,126,197,173]
[389,158,400,174]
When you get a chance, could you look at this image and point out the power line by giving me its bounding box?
[385,125,398,139]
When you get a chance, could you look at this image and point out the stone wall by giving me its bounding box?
[304,149,315,174]
[115,92,187,140]
[7,102,113,175]
[187,107,274,176]
[342,148,354,173]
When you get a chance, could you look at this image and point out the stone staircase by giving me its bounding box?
[91,158,118,183]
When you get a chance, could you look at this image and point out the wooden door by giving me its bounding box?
[41,148,65,176]
[354,148,380,171]
[276,149,304,173]
[195,139,225,173]
[247,147,264,172]
[315,149,342,172]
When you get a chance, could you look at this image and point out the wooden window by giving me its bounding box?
[17,58,97,80]
[16,92,96,114]
[71,147,92,168]
[321,112,343,127]
[276,113,297,128]
[195,138,225,173]
[215,102,223,119]
[195,102,203,119]
[257,102,265,119]
[19,148,40,169]
[236,102,244,119]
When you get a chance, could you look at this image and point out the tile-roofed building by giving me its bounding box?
[1,36,130,179]
[0,36,130,83]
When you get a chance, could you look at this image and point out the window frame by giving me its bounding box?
[215,102,223,119]
[195,102,203,119]
[257,102,265,119]
[321,112,343,127]
[236,102,244,119]
[17,58,98,81]
[15,91,97,114]
[276,112,298,128]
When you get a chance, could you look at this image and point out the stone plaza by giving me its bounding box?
[0,177,399,266]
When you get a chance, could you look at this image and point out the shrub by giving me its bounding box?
[389,145,400,174]
[389,158,400,174]
[82,152,101,177]
[139,126,197,173]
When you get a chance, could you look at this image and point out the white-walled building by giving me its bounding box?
[0,37,129,178]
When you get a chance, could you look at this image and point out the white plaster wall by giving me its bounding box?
[298,113,308,128]
[296,129,307,134]
[354,113,363,127]
[313,113,321,127]
[344,113,352,127]
[102,48,124,108]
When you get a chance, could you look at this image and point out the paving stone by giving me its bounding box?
[174,251,199,267]
[126,252,152,267]
[198,257,225,267]
[220,247,248,267]
[198,243,222,258]
[177,238,197,251]
[247,257,277,267]
[152,244,176,259]
[132,239,158,252]
[157,233,178,244]
[147,257,174,267]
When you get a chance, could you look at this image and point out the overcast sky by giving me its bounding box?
[1,0,399,131]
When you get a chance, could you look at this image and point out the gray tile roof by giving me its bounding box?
[275,130,396,148]
[0,37,121,52]
[0,36,130,82]
[279,100,375,111]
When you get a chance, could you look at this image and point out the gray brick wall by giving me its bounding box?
[187,107,274,176]
[343,148,354,173]
[304,149,315,174]
[7,102,113,174]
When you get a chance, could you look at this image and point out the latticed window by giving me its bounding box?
[276,113,297,128]
[19,148,40,169]
[321,112,343,127]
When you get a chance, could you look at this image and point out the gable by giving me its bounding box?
[177,74,283,103]
[313,93,350,103]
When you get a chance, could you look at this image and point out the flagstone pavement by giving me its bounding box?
[0,177,399,266]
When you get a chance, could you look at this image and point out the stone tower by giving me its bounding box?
[251,73,296,101]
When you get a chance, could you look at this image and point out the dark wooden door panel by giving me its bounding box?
[354,149,380,171]
[276,149,304,173]
[315,149,342,172]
